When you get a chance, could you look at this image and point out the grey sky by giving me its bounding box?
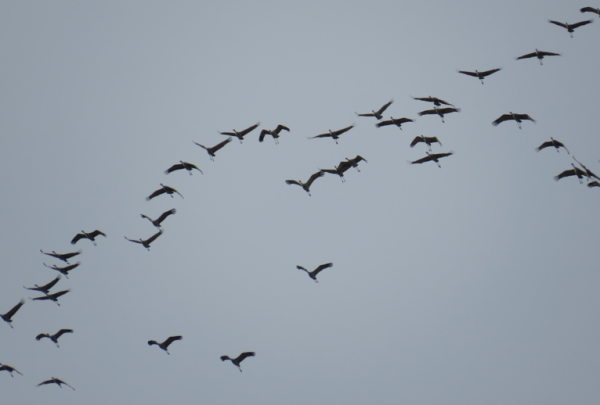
[2,1,599,404]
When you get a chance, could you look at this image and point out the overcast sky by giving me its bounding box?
[2,1,600,404]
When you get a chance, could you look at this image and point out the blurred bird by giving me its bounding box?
[588,181,600,188]
[193,137,232,160]
[375,117,414,130]
[516,49,560,65]
[219,122,260,143]
[535,138,569,154]
[70,230,106,246]
[554,164,589,184]
[309,125,354,144]
[148,335,182,354]
[343,155,368,172]
[356,99,393,119]
[492,112,536,129]
[418,107,460,123]
[146,184,183,201]
[140,209,176,229]
[581,7,600,15]
[549,19,593,37]
[31,290,70,306]
[164,161,203,175]
[410,152,454,168]
[285,171,325,196]
[0,364,23,377]
[1,299,25,328]
[221,352,255,372]
[43,262,80,279]
[37,377,75,390]
[410,135,442,151]
[36,329,73,347]
[40,249,81,264]
[458,68,501,84]
[573,157,600,181]
[296,263,333,283]
[259,125,290,144]
[124,230,163,251]
[24,276,61,295]
[412,96,454,107]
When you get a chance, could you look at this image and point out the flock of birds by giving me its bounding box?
[2,5,600,393]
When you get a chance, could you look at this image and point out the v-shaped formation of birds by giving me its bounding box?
[2,6,600,392]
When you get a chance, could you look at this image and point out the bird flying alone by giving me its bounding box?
[37,377,75,391]
[40,249,81,264]
[219,122,260,143]
[221,352,255,372]
[31,289,70,306]
[375,117,414,130]
[549,19,593,37]
[410,136,442,151]
[0,364,23,377]
[458,68,501,84]
[410,152,454,168]
[141,208,176,229]
[296,263,333,283]
[194,137,232,160]
[259,125,290,144]
[148,335,182,354]
[412,96,454,107]
[492,112,535,129]
[43,262,80,279]
[535,138,569,154]
[1,299,25,328]
[70,230,106,246]
[285,171,324,196]
[146,183,183,201]
[356,99,393,120]
[516,49,560,65]
[309,125,354,144]
[36,329,73,347]
[164,161,203,175]
[124,230,163,251]
[417,107,460,123]
[581,7,600,15]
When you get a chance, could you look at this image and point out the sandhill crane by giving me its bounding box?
[24,275,61,295]
[588,181,600,188]
[309,125,354,144]
[549,19,593,37]
[410,152,454,168]
[573,156,600,181]
[410,136,442,151]
[36,329,73,347]
[40,249,81,264]
[164,161,203,175]
[356,99,393,120]
[344,155,368,172]
[412,96,454,107]
[259,125,290,144]
[536,138,569,154]
[285,171,324,196]
[193,137,232,160]
[516,49,560,65]
[37,377,75,390]
[221,352,255,372]
[492,112,535,129]
[146,183,183,201]
[1,299,24,328]
[375,117,414,130]
[219,122,260,143]
[296,263,333,283]
[554,164,589,183]
[319,164,352,182]
[70,230,106,246]
[458,68,501,84]
[581,7,600,15]
[43,262,80,279]
[148,335,182,354]
[31,289,70,306]
[417,107,460,123]
[0,364,23,377]
[141,208,176,229]
[124,230,163,251]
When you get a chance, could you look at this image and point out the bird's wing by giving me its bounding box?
[3,300,25,319]
[549,20,568,28]
[296,265,309,272]
[156,209,176,224]
[353,155,368,163]
[481,68,501,76]
[588,181,600,187]
[32,295,50,301]
[238,122,260,136]
[536,142,551,152]
[285,180,302,186]
[581,7,600,14]
[411,96,428,102]
[428,137,442,145]
[146,188,166,201]
[274,125,290,134]
[193,141,208,150]
[312,262,333,276]
[37,379,53,386]
[211,137,232,152]
[55,329,73,338]
[124,236,142,244]
[49,290,70,299]
[319,168,340,175]
[304,171,324,188]
[434,98,453,106]
[62,250,81,259]
[396,118,414,124]
[62,262,81,271]
[40,276,61,291]
[36,333,48,340]
[43,263,59,270]
[571,19,593,28]
[337,161,353,172]
[516,52,536,60]
[410,137,423,147]
[165,164,184,174]
[218,131,235,136]
[145,230,163,244]
[375,99,393,115]
[235,352,255,363]
[538,51,560,56]
[492,114,511,126]
[259,130,269,142]
[438,108,460,114]
[554,169,575,180]
[375,120,393,127]
[310,133,331,139]
[411,155,433,164]
[432,152,453,159]
[89,230,106,238]
[417,109,436,116]
[331,125,354,136]
[458,70,477,77]
[70,233,84,245]
[515,114,535,122]
[163,335,182,347]
[356,112,376,117]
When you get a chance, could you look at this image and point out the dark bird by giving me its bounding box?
[31,289,70,306]
[375,117,414,130]
[24,275,61,295]
[492,112,536,129]
[43,262,80,279]
[124,230,163,251]
[588,181,600,188]
[554,164,589,184]
[220,352,255,372]
[458,68,501,84]
[70,230,106,246]
[36,329,73,347]
[0,364,23,377]
[164,161,203,175]
[285,171,325,196]
[573,156,600,181]
[516,49,560,65]
[259,125,290,144]
[140,208,176,229]
[549,19,593,37]
[410,152,454,168]
[1,299,24,328]
[417,107,460,123]
[148,335,182,354]
[40,249,81,264]
[219,122,260,143]
[146,183,183,201]
[581,7,600,15]
[535,138,569,154]
[356,99,393,120]
[296,263,333,283]
[319,164,352,183]
[410,135,442,151]
[412,96,454,107]
[309,125,354,144]
[37,377,75,391]
[193,137,232,160]
[343,155,368,172]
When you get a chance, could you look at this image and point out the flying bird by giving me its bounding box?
[220,352,255,372]
[24,276,62,295]
[356,99,393,120]
[410,136,442,151]
[411,96,454,107]
[148,335,182,354]
[375,117,414,130]
[164,161,203,175]
[124,230,163,251]
[588,181,600,188]
[296,263,333,283]
[573,156,600,181]
[581,7,600,15]
[319,164,352,182]
[37,377,75,391]
[36,329,73,347]
[410,152,454,168]
[285,171,325,196]
[458,68,501,84]
[31,289,70,306]
[219,122,260,143]
[40,249,81,264]
[70,230,106,246]
[417,107,460,123]
[516,49,560,65]
[140,208,176,229]
[259,125,290,144]
[43,262,80,279]
[309,125,354,144]
[343,155,368,172]
[535,138,569,154]
[492,112,536,129]
[1,299,25,328]
[554,164,589,184]
[0,364,23,377]
[549,19,593,37]
[193,137,232,160]
[146,183,183,201]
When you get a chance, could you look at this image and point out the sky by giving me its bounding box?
[1,1,600,404]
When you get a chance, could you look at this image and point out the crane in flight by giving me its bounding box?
[30,289,70,306]
[221,352,255,372]
[296,263,333,283]
[309,125,354,144]
[148,335,182,354]
[285,171,325,196]
[492,112,536,129]
[146,184,183,201]
[356,99,393,120]
[417,107,460,123]
[124,230,163,251]
[43,262,80,279]
[535,138,569,154]
[548,19,593,37]
[36,329,73,347]
[140,208,176,229]
[516,49,560,65]
[581,7,600,15]
[164,161,203,175]
[37,377,75,390]
[70,230,106,246]
[40,249,81,264]
[410,136,442,151]
[458,68,501,84]
[24,275,62,296]
[219,122,260,143]
[1,299,25,328]
[259,125,290,144]
[410,152,454,168]
[554,164,589,184]
[375,117,414,130]
[412,96,454,107]
[193,137,232,160]
[0,364,23,377]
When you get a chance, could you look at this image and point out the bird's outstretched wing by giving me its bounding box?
[285,180,302,187]
[146,188,166,201]
[479,68,501,77]
[581,7,600,14]
[235,352,255,363]
[458,70,478,77]
[211,137,232,152]
[305,171,324,188]
[36,333,49,341]
[55,329,73,339]
[356,112,376,117]
[89,230,106,239]
[31,276,61,292]
[3,300,25,320]
[375,99,393,115]
[571,19,593,28]
[163,335,182,348]
[164,185,184,199]
[438,108,460,114]
[312,262,333,276]
[549,20,568,28]
[535,142,552,152]
[554,169,577,181]
[145,230,163,245]
[239,122,261,136]
[375,120,393,127]
[165,163,184,174]
[516,52,536,60]
[410,155,434,165]
[538,51,560,57]
[70,233,85,245]
[410,136,425,148]
[331,125,354,136]
[319,168,341,176]
[47,290,70,300]
[155,209,176,225]
[588,181,600,187]
[124,236,143,244]
[417,109,437,116]
[514,114,535,123]
[296,265,309,273]
[259,129,270,142]
[193,141,208,150]
[273,125,290,135]
[492,114,511,126]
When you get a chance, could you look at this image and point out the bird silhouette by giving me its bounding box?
[70,230,106,246]
[1,299,24,328]
[535,138,569,154]
[164,161,203,175]
[24,276,62,295]
[412,96,454,107]
[30,290,70,306]
[0,364,23,377]
[410,152,454,168]
[356,99,393,119]
[375,117,414,130]
[43,262,80,279]
[220,352,255,372]
[219,122,260,143]
[492,112,535,129]
[296,263,333,283]
[458,68,501,84]
[37,377,75,390]
[36,329,73,347]
[410,136,442,151]
[549,19,593,37]
[193,137,232,160]
[148,335,182,354]
[309,125,354,144]
[124,230,163,251]
[285,171,325,196]
[259,125,290,144]
[516,49,560,65]
[417,107,460,123]
[40,249,81,264]
[140,209,176,229]
[146,184,183,201]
